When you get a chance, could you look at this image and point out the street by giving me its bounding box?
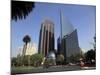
[11,65,95,74]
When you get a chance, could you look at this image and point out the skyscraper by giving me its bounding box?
[57,37,61,54]
[60,12,80,62]
[38,19,55,57]
[62,29,80,57]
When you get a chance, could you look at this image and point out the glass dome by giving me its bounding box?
[46,51,56,59]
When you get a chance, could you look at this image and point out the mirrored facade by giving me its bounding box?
[60,13,80,62]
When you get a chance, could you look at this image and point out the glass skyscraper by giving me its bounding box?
[38,19,55,57]
[60,13,80,62]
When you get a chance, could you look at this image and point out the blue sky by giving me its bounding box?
[11,2,96,57]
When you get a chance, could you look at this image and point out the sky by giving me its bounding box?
[11,2,96,57]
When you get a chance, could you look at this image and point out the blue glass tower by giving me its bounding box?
[60,12,80,62]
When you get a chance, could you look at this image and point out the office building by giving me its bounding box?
[22,43,37,56]
[38,19,55,57]
[60,12,80,62]
[57,37,61,54]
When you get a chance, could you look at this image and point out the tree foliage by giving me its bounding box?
[69,53,84,63]
[56,54,64,65]
[11,54,44,67]
[11,57,17,66]
[22,35,31,57]
[23,35,31,45]
[85,49,96,62]
[30,53,44,67]
[11,0,35,21]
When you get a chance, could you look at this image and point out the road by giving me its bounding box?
[11,65,95,74]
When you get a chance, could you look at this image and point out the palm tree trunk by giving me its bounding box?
[28,55,30,67]
[22,43,27,66]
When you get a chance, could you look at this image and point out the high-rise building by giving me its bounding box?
[60,12,80,62]
[62,29,80,57]
[38,19,55,57]
[57,37,61,54]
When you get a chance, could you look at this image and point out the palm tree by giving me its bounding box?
[22,35,31,56]
[22,35,31,66]
[11,0,35,21]
[23,35,31,45]
[85,49,95,62]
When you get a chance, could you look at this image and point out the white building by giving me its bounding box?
[25,43,37,55]
[17,43,37,56]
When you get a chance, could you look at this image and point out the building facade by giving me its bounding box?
[57,37,61,54]
[60,13,80,62]
[25,43,37,55]
[38,19,55,57]
[22,43,37,56]
[62,29,80,59]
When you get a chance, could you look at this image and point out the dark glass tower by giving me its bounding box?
[60,13,80,62]
[57,37,61,54]
[62,29,80,57]
[38,19,55,57]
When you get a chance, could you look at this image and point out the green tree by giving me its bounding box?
[56,54,64,65]
[16,54,23,66]
[11,0,35,21]
[22,35,31,66]
[22,35,31,56]
[69,53,84,63]
[17,55,31,66]
[69,55,76,63]
[75,53,84,61]
[22,55,30,66]
[30,53,44,67]
[11,57,17,66]
[85,49,95,62]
